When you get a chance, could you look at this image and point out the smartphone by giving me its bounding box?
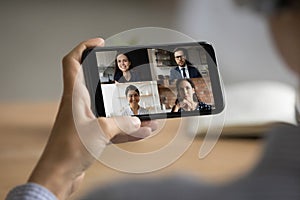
[82,41,224,121]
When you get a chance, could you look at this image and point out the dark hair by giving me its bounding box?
[113,53,133,81]
[176,79,199,102]
[125,85,140,96]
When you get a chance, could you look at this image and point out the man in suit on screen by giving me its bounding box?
[170,47,202,80]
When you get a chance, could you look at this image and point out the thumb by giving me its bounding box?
[98,116,142,140]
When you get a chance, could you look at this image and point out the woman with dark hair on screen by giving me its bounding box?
[122,85,148,116]
[171,78,212,112]
[113,53,140,83]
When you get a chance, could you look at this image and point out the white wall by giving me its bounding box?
[1,0,297,102]
[0,0,179,101]
[174,0,298,86]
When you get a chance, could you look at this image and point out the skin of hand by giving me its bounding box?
[172,103,180,112]
[28,38,156,200]
[179,98,195,111]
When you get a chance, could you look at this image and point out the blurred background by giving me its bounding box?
[0,0,298,102]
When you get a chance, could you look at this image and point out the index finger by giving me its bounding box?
[64,38,105,65]
[62,38,105,95]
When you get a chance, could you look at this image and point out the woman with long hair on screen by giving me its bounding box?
[113,53,140,83]
[171,78,212,113]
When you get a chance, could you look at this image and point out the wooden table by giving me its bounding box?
[0,102,263,200]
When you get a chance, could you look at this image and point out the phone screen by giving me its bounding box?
[82,42,224,120]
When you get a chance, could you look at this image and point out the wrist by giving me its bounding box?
[28,162,76,200]
[27,144,87,200]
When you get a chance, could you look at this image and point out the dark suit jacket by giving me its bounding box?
[170,65,202,80]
